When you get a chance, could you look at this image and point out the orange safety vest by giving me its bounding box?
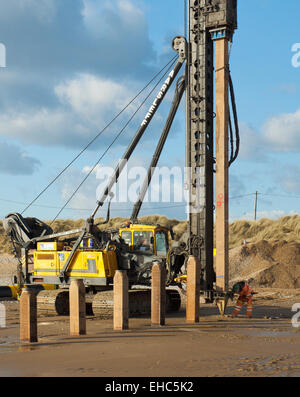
[239,284,254,301]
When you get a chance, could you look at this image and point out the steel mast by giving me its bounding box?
[186,0,237,296]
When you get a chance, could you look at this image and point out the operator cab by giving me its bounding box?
[120,223,169,257]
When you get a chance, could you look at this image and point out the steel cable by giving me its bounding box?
[228,71,240,166]
[50,58,178,224]
[21,55,178,215]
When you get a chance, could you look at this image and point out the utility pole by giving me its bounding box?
[254,191,258,221]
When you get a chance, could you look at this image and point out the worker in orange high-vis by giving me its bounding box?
[231,281,255,318]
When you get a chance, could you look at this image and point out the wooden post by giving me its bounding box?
[20,288,37,343]
[215,37,229,292]
[69,279,86,336]
[0,303,5,328]
[151,262,166,326]
[114,271,129,331]
[186,256,200,323]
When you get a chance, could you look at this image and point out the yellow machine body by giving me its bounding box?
[32,245,118,284]
[27,223,169,287]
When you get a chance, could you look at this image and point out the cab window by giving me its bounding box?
[121,231,132,246]
[133,231,154,253]
[155,231,168,256]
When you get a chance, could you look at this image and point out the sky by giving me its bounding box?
[0,0,300,222]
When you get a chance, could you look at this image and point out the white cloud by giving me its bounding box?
[262,108,300,152]
[0,0,165,157]
[0,108,89,146]
[237,108,300,161]
[0,71,169,150]
[0,74,141,147]
[55,74,137,125]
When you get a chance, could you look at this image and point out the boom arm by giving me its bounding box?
[131,75,186,221]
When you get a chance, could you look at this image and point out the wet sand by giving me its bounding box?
[1,290,300,377]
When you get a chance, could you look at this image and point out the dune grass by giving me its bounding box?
[1,214,300,254]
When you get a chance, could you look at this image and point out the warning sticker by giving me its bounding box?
[59,253,65,262]
[40,243,55,250]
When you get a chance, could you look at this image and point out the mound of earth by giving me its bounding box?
[229,240,300,289]
[0,254,18,285]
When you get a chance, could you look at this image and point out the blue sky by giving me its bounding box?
[0,0,300,222]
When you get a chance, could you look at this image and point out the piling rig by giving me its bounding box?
[2,0,239,316]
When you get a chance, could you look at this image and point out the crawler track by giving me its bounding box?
[92,289,181,318]
[35,288,181,317]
